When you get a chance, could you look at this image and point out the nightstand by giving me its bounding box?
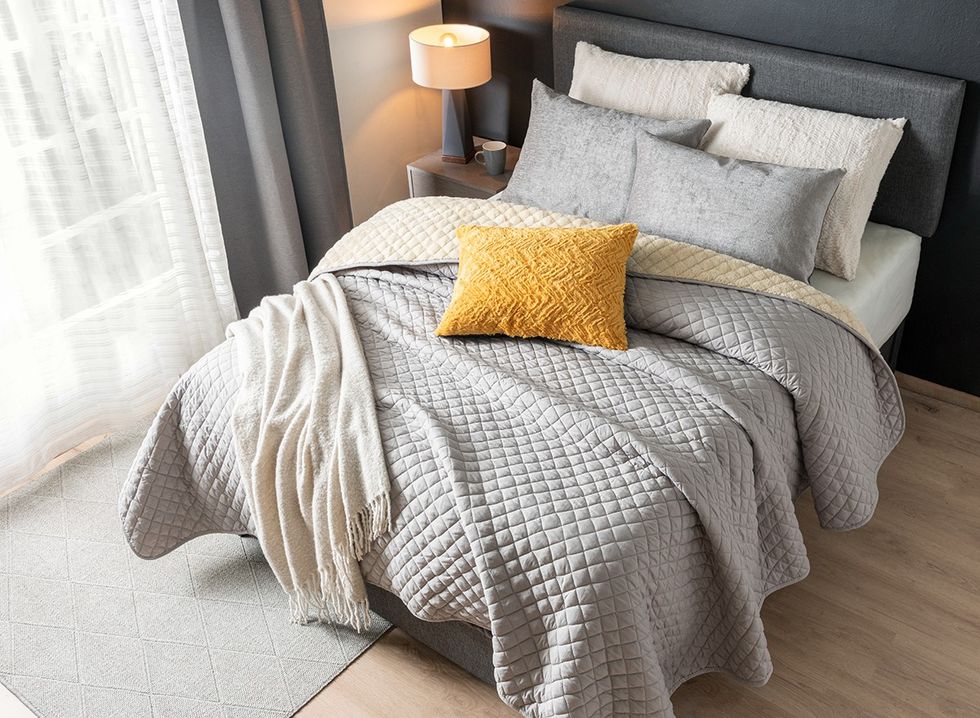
[407,137,521,200]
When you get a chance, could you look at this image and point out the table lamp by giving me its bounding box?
[409,24,491,163]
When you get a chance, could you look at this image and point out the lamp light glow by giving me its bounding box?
[408,24,491,90]
[408,24,492,163]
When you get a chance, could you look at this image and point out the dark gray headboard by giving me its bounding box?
[553,5,965,238]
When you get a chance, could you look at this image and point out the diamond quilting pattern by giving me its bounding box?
[121,199,904,718]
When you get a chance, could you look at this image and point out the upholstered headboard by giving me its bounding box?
[553,5,965,238]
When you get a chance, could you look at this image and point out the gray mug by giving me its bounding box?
[475,141,507,175]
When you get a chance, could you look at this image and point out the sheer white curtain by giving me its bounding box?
[0,0,238,490]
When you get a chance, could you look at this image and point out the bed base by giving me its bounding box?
[880,322,905,369]
[366,584,495,685]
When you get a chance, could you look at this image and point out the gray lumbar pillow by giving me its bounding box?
[624,132,845,281]
[499,80,710,223]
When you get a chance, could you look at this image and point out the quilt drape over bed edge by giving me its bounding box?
[121,197,904,718]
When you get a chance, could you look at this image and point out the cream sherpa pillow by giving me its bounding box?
[569,41,750,120]
[702,93,905,280]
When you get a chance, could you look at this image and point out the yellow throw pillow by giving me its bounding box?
[435,223,638,350]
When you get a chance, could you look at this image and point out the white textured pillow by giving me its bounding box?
[702,94,906,280]
[569,41,749,119]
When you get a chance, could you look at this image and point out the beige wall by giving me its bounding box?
[322,0,443,224]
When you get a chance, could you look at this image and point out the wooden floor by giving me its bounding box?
[301,378,980,717]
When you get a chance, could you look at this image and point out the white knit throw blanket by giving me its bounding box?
[226,276,389,631]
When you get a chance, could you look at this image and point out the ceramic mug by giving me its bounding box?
[475,141,507,175]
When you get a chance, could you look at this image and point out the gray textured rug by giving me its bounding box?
[0,423,389,718]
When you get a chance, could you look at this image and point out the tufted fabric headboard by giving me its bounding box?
[553,4,965,238]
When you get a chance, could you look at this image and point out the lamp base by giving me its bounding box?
[442,89,474,164]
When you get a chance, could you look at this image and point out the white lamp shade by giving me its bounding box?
[409,24,491,90]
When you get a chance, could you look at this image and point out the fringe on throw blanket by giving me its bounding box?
[288,494,391,631]
[227,275,391,632]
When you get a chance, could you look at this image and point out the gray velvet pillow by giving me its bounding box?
[624,133,845,281]
[499,80,710,223]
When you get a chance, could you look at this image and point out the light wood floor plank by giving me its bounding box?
[896,371,980,414]
[296,628,516,717]
[306,386,980,717]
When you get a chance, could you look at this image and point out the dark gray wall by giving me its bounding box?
[443,0,980,397]
[442,0,561,145]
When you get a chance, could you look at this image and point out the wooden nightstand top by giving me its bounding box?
[408,137,521,199]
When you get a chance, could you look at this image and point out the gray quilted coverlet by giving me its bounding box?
[120,262,903,717]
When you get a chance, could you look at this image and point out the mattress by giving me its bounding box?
[803,222,920,347]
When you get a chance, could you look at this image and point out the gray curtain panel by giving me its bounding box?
[177,0,353,313]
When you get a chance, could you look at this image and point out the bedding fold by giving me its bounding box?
[121,197,905,718]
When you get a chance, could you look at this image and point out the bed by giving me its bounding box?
[119,5,964,717]
[364,5,963,687]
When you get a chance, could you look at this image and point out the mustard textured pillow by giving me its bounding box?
[435,224,638,350]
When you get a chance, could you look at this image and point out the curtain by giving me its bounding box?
[0,0,238,490]
[177,0,353,313]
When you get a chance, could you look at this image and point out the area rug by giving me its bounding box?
[0,422,390,718]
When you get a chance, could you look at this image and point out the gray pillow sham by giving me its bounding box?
[624,132,845,281]
[498,80,710,223]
